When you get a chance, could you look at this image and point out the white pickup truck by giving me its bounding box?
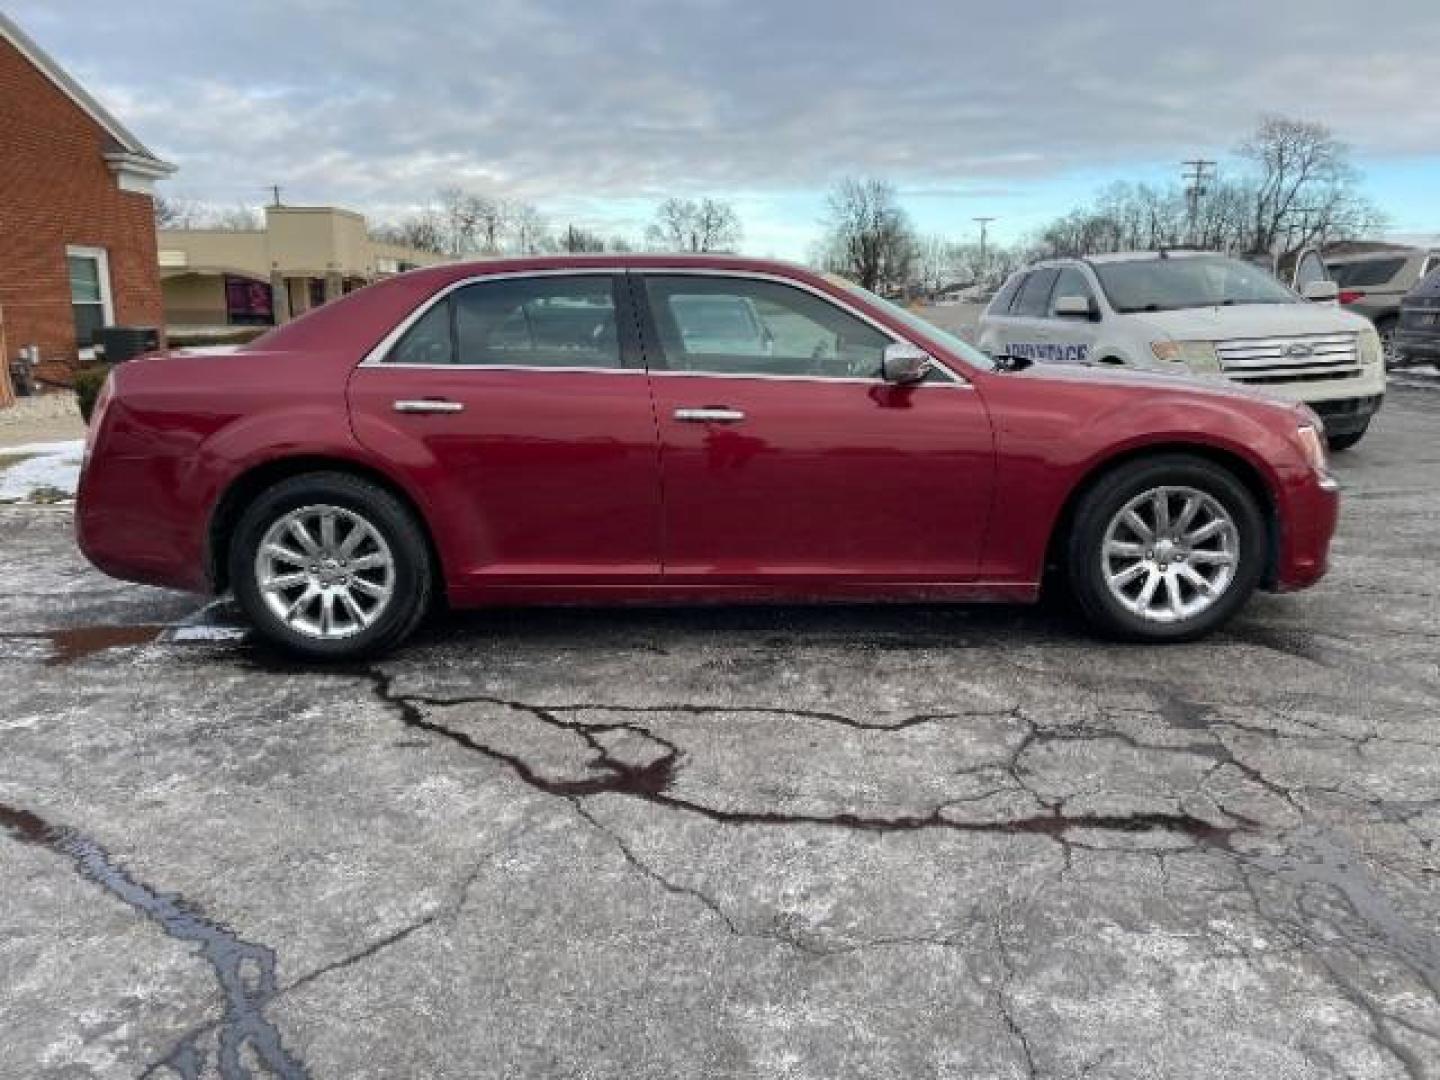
[977,251,1385,449]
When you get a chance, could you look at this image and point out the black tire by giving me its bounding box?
[230,471,434,660]
[1376,317,1400,371]
[1066,454,1266,643]
[1327,424,1368,452]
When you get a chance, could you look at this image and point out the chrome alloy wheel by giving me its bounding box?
[1100,486,1240,624]
[255,504,396,640]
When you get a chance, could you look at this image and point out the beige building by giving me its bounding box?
[158,205,445,330]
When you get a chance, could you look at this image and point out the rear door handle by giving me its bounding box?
[393,399,465,414]
[674,407,745,423]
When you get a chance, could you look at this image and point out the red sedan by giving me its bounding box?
[77,255,1339,659]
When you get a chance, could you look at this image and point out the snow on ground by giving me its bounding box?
[0,440,85,502]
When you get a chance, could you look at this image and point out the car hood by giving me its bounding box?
[1002,357,1300,412]
[1128,303,1369,342]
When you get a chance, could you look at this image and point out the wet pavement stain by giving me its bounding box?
[0,624,167,665]
[42,624,165,665]
[1256,827,1440,1000]
[0,803,309,1079]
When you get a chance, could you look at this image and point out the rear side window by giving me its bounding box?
[389,298,454,365]
[990,273,1025,316]
[1012,268,1060,318]
[387,275,623,367]
[1327,257,1407,288]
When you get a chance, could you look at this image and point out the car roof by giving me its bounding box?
[1322,247,1424,265]
[1017,251,1223,273]
[1082,250,1217,265]
[392,252,820,288]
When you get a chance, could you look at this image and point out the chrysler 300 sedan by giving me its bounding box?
[76,255,1340,659]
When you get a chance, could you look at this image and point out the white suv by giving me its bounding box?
[977,251,1386,449]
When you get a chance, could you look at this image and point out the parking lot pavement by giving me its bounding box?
[1,388,1438,1080]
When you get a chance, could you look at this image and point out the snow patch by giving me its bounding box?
[0,440,86,502]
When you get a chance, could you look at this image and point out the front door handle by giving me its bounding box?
[393,399,465,414]
[674,407,745,423]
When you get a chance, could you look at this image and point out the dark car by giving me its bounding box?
[76,255,1339,660]
[1394,266,1440,368]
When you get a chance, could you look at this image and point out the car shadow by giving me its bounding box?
[404,599,1085,655]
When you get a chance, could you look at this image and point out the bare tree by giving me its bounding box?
[559,224,606,253]
[154,194,202,229]
[912,235,970,295]
[209,204,262,231]
[1032,116,1385,261]
[370,210,447,255]
[645,197,742,252]
[816,178,916,292]
[508,203,553,254]
[1239,116,1383,256]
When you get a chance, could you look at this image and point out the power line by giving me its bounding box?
[974,217,996,276]
[1181,160,1216,243]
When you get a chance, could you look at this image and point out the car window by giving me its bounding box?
[1294,251,1329,291]
[453,275,621,367]
[1094,255,1296,312]
[990,273,1025,316]
[1012,268,1060,318]
[1048,267,1096,316]
[388,296,455,365]
[1326,257,1408,288]
[643,275,891,379]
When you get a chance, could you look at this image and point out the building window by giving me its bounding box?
[66,245,114,347]
[224,275,274,326]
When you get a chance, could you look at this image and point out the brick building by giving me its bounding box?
[0,12,174,385]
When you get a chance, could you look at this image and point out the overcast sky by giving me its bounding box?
[13,0,1440,256]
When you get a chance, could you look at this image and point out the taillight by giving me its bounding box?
[1338,289,1365,305]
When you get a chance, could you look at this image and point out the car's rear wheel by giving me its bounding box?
[1066,455,1265,642]
[231,472,433,660]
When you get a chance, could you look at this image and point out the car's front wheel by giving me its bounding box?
[1327,423,1368,452]
[231,472,434,660]
[1066,455,1265,642]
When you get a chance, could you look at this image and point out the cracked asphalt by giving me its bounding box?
[2,385,1438,1079]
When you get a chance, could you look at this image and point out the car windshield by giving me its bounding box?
[1093,255,1299,313]
[825,275,996,370]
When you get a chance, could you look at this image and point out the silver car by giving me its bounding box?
[1326,247,1440,364]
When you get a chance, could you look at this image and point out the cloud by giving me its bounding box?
[11,0,1439,252]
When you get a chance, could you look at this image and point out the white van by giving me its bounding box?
[977,251,1385,449]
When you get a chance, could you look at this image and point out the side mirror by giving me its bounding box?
[881,343,932,385]
[1053,294,1094,320]
[875,344,933,385]
[1302,280,1339,303]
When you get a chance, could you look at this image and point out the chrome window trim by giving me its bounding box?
[359,267,626,369]
[359,266,970,387]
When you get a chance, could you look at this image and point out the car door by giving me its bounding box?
[346,271,663,592]
[635,271,995,586]
[1045,266,1101,363]
[1001,266,1062,364]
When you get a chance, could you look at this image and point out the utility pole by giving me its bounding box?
[974,217,996,284]
[268,185,283,207]
[1181,160,1216,245]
